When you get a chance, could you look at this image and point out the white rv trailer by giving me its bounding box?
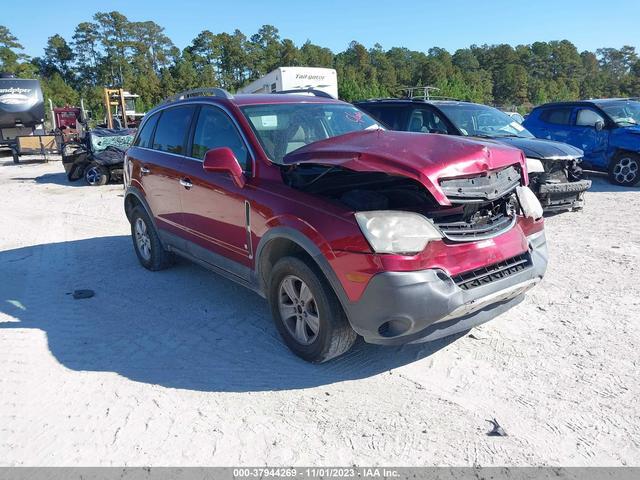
[238,67,338,99]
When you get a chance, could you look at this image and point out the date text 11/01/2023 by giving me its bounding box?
[232,467,401,478]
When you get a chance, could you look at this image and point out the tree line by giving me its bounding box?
[1,11,639,122]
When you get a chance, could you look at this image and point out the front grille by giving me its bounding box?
[452,253,532,291]
[434,165,521,242]
[435,211,516,241]
[440,165,521,202]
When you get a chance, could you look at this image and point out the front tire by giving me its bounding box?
[269,256,357,363]
[609,153,640,186]
[130,206,174,271]
[84,162,109,186]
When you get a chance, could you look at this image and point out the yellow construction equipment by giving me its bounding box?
[103,88,144,129]
[103,88,128,129]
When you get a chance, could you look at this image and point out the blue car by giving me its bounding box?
[523,99,640,186]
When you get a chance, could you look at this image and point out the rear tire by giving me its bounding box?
[269,256,357,363]
[84,162,109,186]
[608,153,640,186]
[130,206,174,271]
[12,150,19,164]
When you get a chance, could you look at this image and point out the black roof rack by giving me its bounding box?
[163,88,233,104]
[400,86,461,102]
[275,88,335,99]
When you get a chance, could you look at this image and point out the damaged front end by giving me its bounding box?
[527,157,591,212]
[282,160,545,344]
[435,165,521,241]
[496,136,591,213]
[281,130,540,242]
[280,130,547,344]
[283,158,533,247]
[500,136,591,212]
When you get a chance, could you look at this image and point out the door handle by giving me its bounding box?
[179,178,193,189]
[140,166,151,175]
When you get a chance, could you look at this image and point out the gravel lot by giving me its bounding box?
[1,154,639,466]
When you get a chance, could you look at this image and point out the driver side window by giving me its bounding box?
[191,106,250,171]
[576,109,604,127]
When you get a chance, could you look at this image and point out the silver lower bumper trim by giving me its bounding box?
[438,276,541,323]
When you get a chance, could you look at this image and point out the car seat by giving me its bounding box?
[408,111,426,132]
[286,126,308,154]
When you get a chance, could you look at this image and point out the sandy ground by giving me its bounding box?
[0,153,639,467]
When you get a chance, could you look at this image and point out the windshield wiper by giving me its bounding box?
[471,133,495,139]
[472,133,521,139]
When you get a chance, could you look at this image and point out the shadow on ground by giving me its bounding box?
[11,171,99,188]
[12,171,122,187]
[0,236,458,393]
[9,171,83,187]
[1,158,50,167]
[584,172,640,192]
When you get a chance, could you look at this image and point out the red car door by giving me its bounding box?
[129,105,197,239]
[178,105,254,280]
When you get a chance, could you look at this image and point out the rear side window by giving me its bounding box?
[152,106,196,154]
[134,113,159,148]
[191,106,250,170]
[361,105,407,130]
[539,108,573,125]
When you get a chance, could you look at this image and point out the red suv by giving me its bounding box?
[124,88,548,363]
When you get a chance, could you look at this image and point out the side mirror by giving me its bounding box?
[595,120,604,132]
[203,147,246,188]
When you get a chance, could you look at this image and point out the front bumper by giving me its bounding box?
[537,179,592,212]
[343,231,548,345]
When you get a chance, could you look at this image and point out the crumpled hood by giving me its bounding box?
[283,129,527,206]
[492,136,584,160]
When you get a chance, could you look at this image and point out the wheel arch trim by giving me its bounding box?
[124,186,162,236]
[254,227,350,310]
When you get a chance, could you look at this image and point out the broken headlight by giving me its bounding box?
[355,211,442,254]
[516,186,543,220]
[525,157,545,174]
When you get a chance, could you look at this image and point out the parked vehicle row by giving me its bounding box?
[11,70,634,363]
[355,98,592,211]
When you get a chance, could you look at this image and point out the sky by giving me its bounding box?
[4,0,640,58]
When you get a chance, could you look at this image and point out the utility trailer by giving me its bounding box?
[238,67,338,99]
[0,73,57,163]
[14,135,58,161]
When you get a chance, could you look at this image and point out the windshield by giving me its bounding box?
[241,103,380,164]
[437,104,534,138]
[598,101,640,126]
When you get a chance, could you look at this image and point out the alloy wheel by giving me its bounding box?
[613,156,638,185]
[134,217,152,261]
[278,275,320,345]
